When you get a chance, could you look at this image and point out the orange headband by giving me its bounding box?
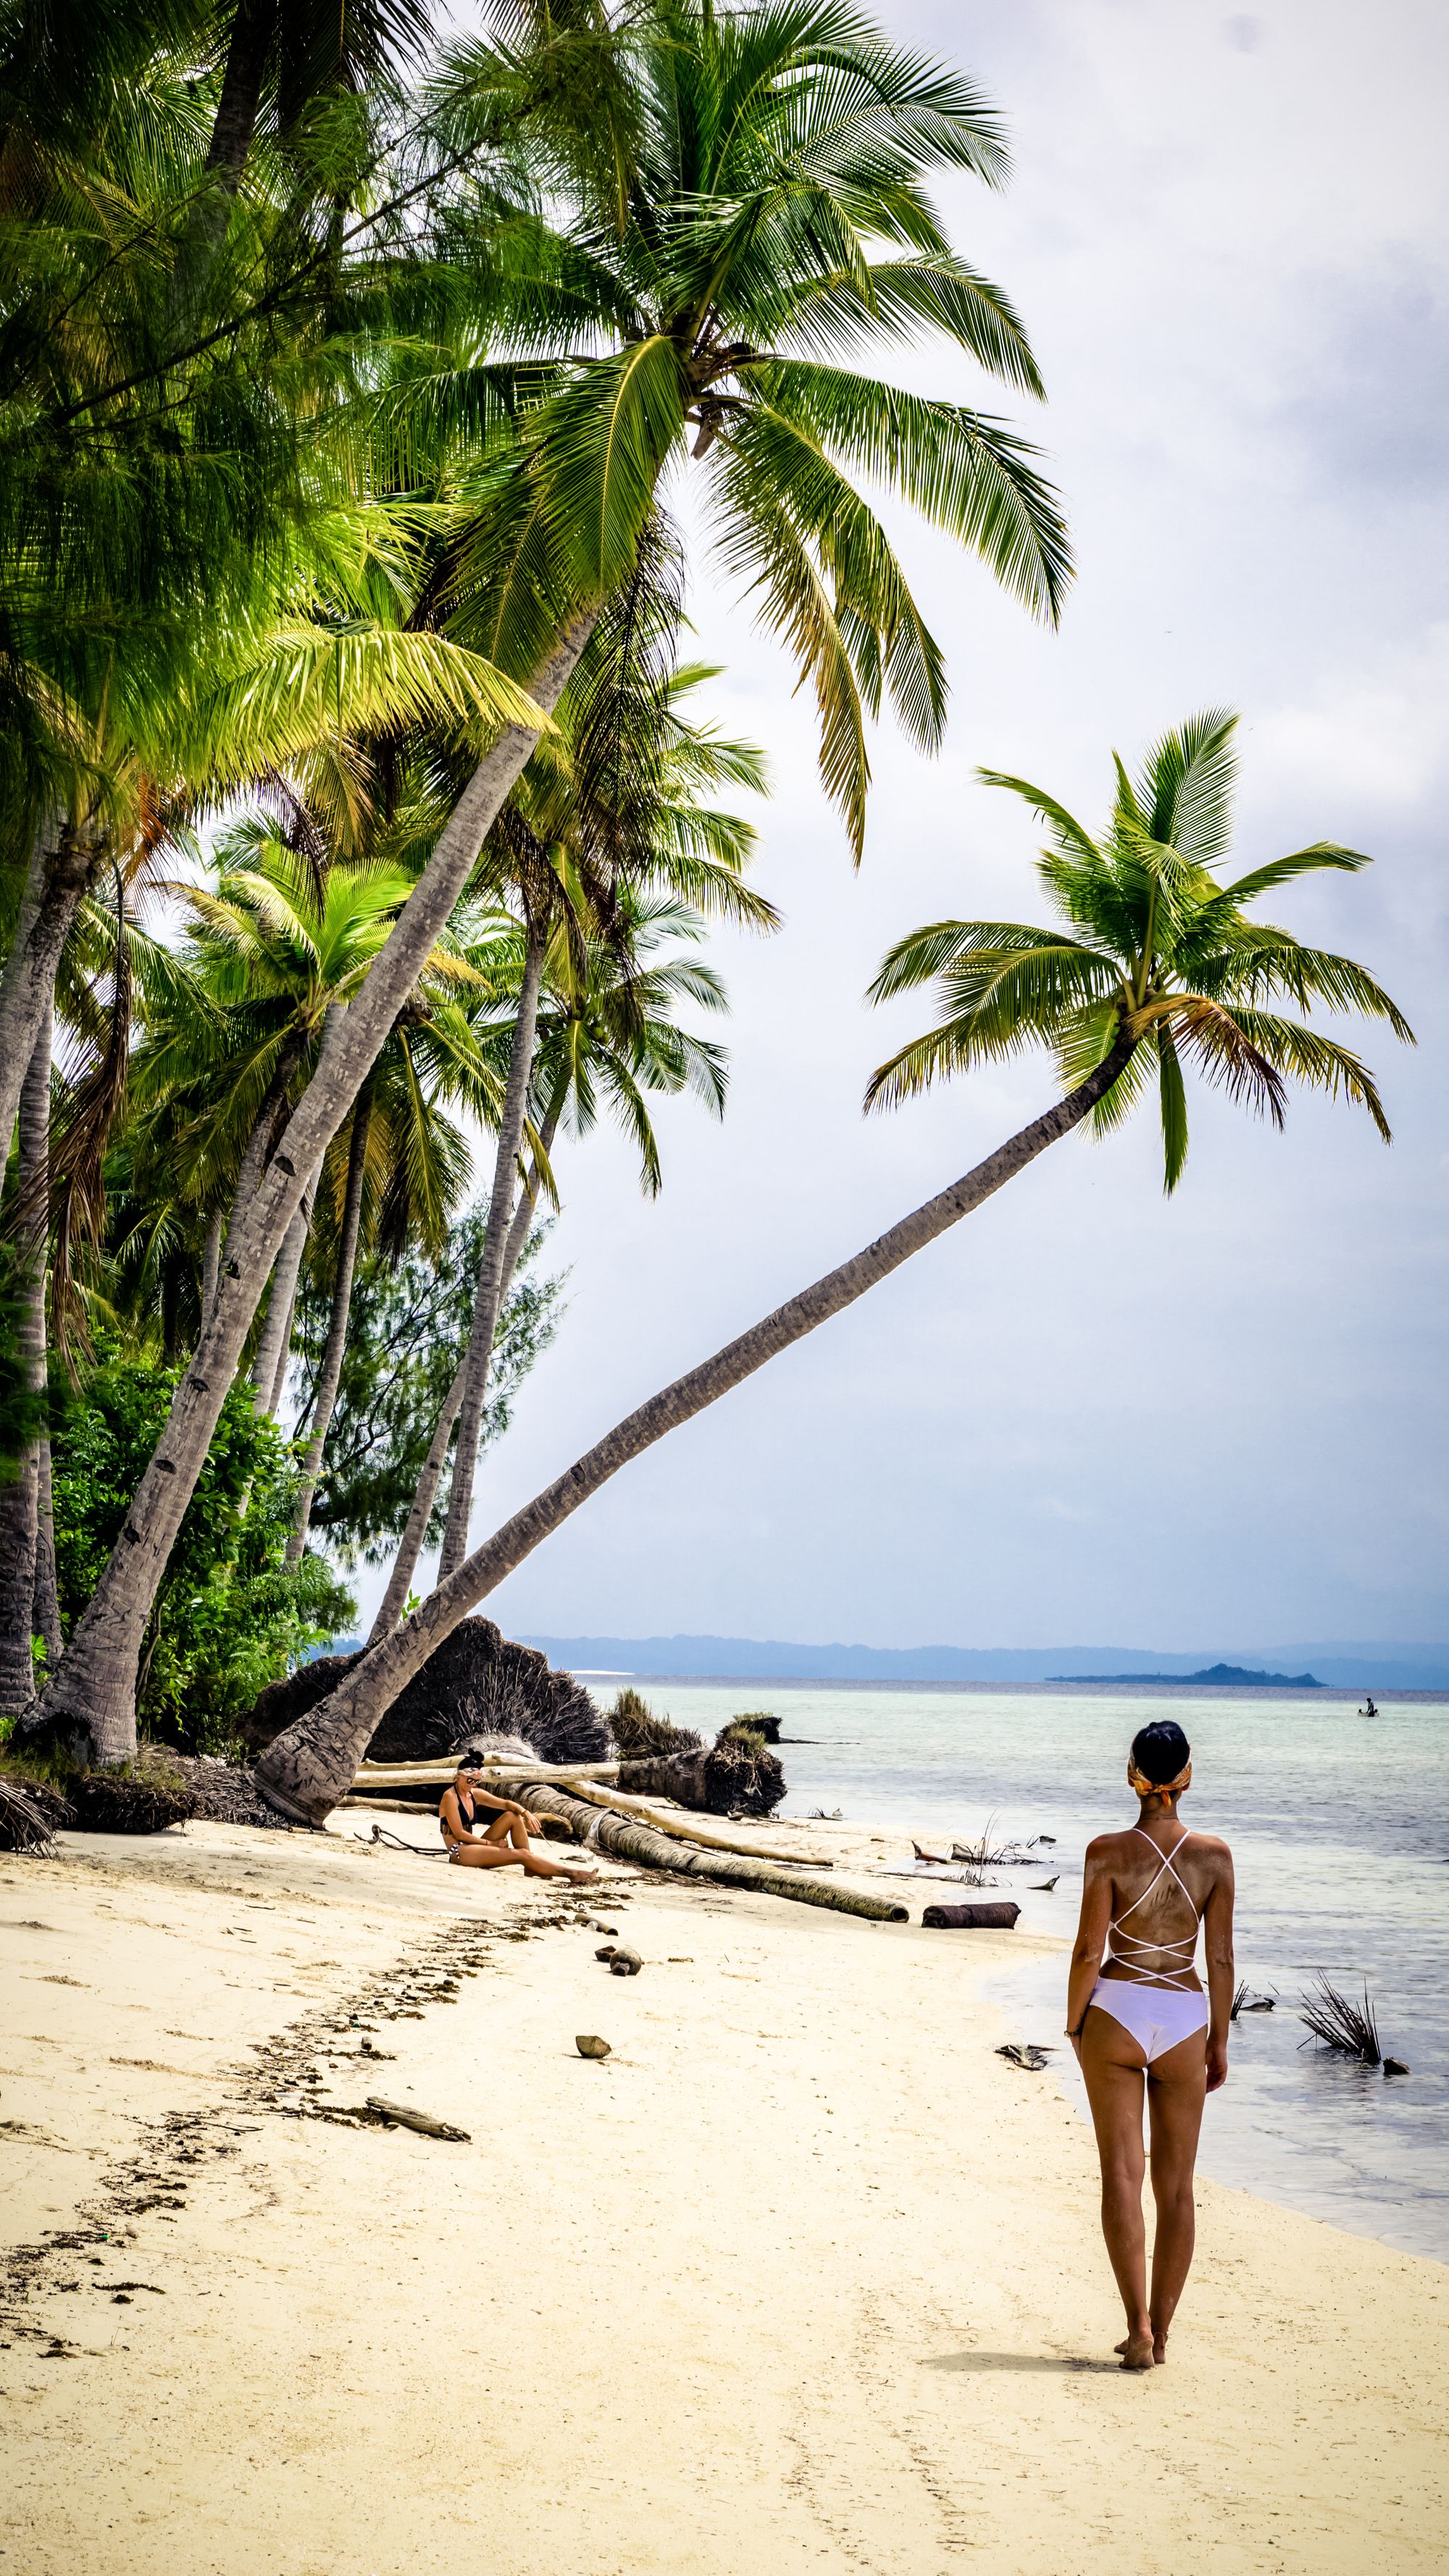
[1129,1764,1190,1798]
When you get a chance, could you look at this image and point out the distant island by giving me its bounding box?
[1048,1662,1321,1688]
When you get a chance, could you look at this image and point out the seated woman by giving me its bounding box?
[438,1764,596,1885]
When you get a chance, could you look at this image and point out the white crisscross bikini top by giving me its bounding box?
[1107,1828,1203,1990]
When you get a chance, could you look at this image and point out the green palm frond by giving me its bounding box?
[867,707,1410,1186]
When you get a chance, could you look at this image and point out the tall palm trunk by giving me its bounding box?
[286,1097,371,1565]
[365,1091,560,1641]
[252,1190,311,1418]
[0,825,89,1167]
[0,1009,51,1710]
[436,918,548,1580]
[205,0,272,187]
[256,1033,1137,1820]
[200,1206,223,1319]
[29,614,595,1764]
[34,1431,60,1672]
[365,1361,466,1643]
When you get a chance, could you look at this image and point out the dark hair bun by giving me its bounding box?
[1129,1719,1190,1784]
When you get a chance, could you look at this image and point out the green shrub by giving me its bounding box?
[608,1687,703,1760]
[51,1350,355,1756]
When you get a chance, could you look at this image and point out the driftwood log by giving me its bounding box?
[922,1901,1022,1930]
[362,2096,469,2141]
[488,1775,907,1923]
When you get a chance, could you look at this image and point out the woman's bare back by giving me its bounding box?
[1089,1824,1233,1988]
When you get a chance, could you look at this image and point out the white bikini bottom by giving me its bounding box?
[1088,1977,1209,2064]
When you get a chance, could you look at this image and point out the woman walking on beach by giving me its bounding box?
[1065,1720,1235,2370]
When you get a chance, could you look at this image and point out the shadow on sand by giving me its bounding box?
[922,2349,1116,2375]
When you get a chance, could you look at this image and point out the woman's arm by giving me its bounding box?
[1065,1841,1114,2054]
[1202,1847,1236,2092]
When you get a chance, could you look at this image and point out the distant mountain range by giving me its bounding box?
[516,1633,1449,1692]
[1047,1662,1321,1688]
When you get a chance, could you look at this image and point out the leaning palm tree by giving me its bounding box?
[34,0,1067,1759]
[254,708,1413,1817]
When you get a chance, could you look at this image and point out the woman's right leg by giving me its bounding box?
[450,1838,596,1884]
[1079,2008,1153,2368]
[1144,2035,1208,2359]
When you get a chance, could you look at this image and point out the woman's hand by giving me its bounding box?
[1066,2028,1083,2064]
[1206,2039,1229,2093]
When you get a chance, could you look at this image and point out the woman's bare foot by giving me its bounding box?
[1115,2333,1167,2364]
[562,1866,598,1885]
[1118,2330,1156,2371]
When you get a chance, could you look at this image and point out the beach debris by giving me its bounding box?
[951,1825,1044,1868]
[618,1727,785,1817]
[362,2096,470,2141]
[1298,1975,1385,2065]
[913,1840,951,1866]
[922,1901,1021,1931]
[1030,1877,1059,1893]
[67,1769,198,1835]
[809,1807,843,1821]
[575,2034,612,2060]
[1382,2057,1411,2077]
[0,1777,67,1852]
[1231,1982,1277,2017]
[995,2043,1052,2069]
[480,1775,907,1921]
[1036,1834,1057,1845]
[596,1943,643,1975]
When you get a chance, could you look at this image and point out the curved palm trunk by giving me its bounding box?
[256,1035,1136,1820]
[29,614,594,1765]
[251,1191,311,1418]
[436,920,548,1580]
[286,1097,371,1566]
[0,1008,51,1711]
[0,826,88,1170]
[368,1095,561,1640]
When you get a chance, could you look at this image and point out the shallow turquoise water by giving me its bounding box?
[634,1680,1449,2264]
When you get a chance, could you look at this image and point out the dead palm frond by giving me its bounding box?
[1298,1974,1382,2064]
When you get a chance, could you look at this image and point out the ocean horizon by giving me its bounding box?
[519,1633,1449,1692]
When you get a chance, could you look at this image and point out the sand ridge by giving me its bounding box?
[1,1813,1444,2574]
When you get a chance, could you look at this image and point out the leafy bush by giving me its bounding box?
[51,1351,355,1755]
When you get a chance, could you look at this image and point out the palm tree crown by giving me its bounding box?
[865,709,1413,1189]
[438,0,1070,856]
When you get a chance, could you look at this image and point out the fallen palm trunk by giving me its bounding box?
[351,1759,622,1787]
[617,1739,785,1818]
[536,1774,832,1867]
[488,1776,906,1922]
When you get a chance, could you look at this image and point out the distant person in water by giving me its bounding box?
[1065,1720,1235,2370]
[1361,1696,1379,1718]
[439,1766,597,1884]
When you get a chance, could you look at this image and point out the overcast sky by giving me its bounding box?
[357,0,1449,1651]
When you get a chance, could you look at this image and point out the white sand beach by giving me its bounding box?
[1,1813,1444,2575]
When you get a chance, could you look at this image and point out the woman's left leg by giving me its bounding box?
[1144,2034,1208,2359]
[1079,2009,1153,2368]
